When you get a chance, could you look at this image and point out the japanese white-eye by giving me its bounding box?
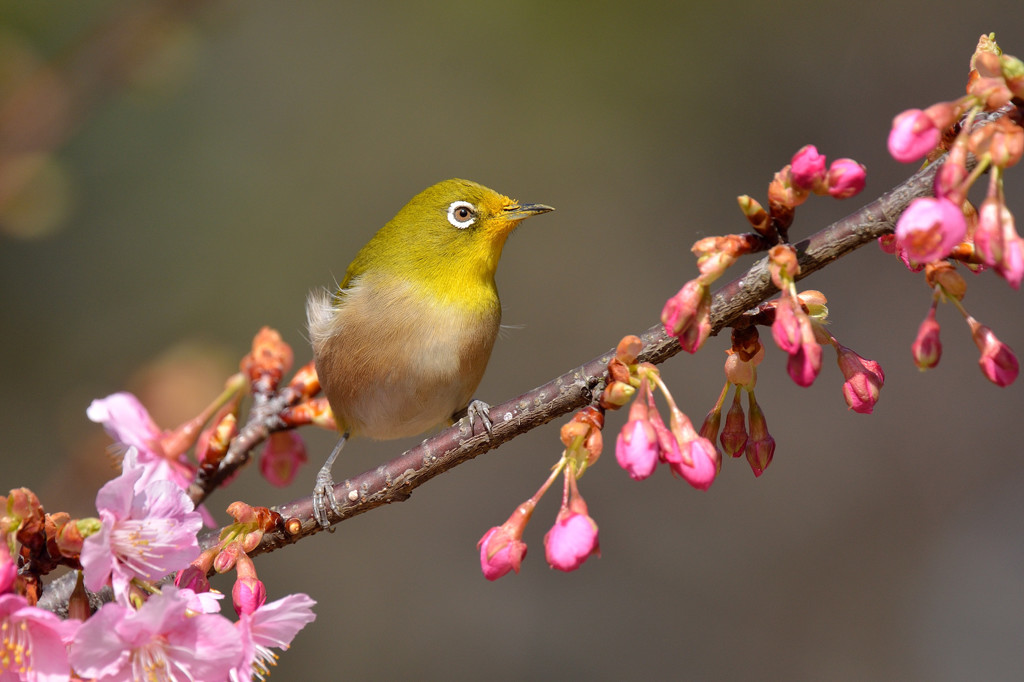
[307,178,553,528]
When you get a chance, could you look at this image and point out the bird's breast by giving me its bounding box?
[307,275,501,439]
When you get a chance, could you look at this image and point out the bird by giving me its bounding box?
[306,178,553,528]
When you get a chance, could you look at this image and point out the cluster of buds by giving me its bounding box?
[882,35,1023,386]
[606,336,720,488]
[175,500,285,612]
[662,144,866,357]
[888,34,1024,288]
[478,408,604,579]
[0,488,96,603]
[657,144,874,481]
[697,326,777,476]
[907,262,1019,385]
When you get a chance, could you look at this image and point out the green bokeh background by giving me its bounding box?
[2,2,1024,679]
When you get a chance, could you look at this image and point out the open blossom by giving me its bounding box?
[231,593,317,682]
[81,448,203,601]
[70,586,242,682]
[87,392,216,526]
[894,197,967,265]
[0,593,80,681]
[888,108,941,162]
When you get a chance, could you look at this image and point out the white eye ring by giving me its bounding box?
[447,201,476,229]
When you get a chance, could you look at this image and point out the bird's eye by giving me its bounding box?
[447,201,477,229]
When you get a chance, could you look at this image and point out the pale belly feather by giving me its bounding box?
[307,277,500,439]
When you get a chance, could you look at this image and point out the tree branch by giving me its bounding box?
[245,131,964,558]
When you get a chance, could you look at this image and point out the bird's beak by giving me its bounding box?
[502,202,555,222]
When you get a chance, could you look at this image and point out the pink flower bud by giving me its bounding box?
[774,298,822,387]
[912,309,942,370]
[745,394,775,477]
[669,436,719,490]
[894,197,967,265]
[232,553,266,616]
[826,158,866,199]
[787,341,823,388]
[719,391,748,458]
[615,416,659,481]
[544,510,600,572]
[232,575,267,616]
[969,319,1019,387]
[662,279,711,353]
[0,542,15,594]
[935,142,968,204]
[835,345,884,414]
[888,108,941,162]
[975,197,1024,289]
[790,145,828,191]
[478,525,529,581]
[771,297,802,355]
[174,564,211,595]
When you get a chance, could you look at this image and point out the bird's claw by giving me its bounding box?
[312,465,342,530]
[466,399,493,436]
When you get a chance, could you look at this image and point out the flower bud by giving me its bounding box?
[768,167,809,210]
[768,244,799,289]
[835,345,884,414]
[935,142,968,204]
[0,542,15,594]
[615,405,660,481]
[888,108,941,162]
[912,309,942,370]
[745,393,775,477]
[240,326,294,390]
[232,554,266,616]
[600,381,636,409]
[478,501,534,581]
[826,158,866,199]
[544,507,600,573]
[790,145,828,191]
[738,194,771,236]
[974,197,1023,289]
[719,390,748,458]
[615,335,643,364]
[662,279,711,354]
[969,318,1019,386]
[670,436,719,490]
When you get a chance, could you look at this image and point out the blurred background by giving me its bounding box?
[2,1,1024,679]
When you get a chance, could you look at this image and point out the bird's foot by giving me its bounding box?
[465,399,493,436]
[312,465,342,530]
